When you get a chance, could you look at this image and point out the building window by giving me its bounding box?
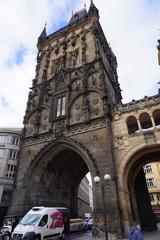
[9,150,18,160]
[150,193,154,202]
[126,116,139,135]
[5,165,16,178]
[146,178,156,187]
[144,165,152,173]
[153,109,160,126]
[157,193,160,201]
[56,96,66,117]
[12,137,20,146]
[0,149,5,158]
[1,191,12,203]
[0,136,10,144]
[139,112,152,129]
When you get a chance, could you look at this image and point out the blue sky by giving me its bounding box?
[0,0,160,127]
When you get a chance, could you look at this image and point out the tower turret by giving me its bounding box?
[88,0,99,19]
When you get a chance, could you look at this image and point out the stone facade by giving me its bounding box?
[8,2,160,239]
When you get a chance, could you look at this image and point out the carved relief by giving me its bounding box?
[69,95,85,125]
[39,109,49,134]
[25,113,38,137]
[88,92,103,119]
[43,91,52,105]
[72,79,83,92]
[88,72,100,90]
[56,72,68,91]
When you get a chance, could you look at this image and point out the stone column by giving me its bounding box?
[150,116,156,128]
[92,178,122,240]
[137,119,142,131]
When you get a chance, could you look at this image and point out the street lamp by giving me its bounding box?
[94,173,111,240]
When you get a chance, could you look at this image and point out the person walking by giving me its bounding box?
[128,221,144,240]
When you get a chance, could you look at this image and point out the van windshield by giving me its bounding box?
[19,214,42,226]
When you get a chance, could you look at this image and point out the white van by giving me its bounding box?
[11,206,69,240]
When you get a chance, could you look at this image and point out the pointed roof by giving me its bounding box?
[88,0,99,19]
[39,26,47,39]
[69,8,88,24]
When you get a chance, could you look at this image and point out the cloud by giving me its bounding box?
[0,0,160,127]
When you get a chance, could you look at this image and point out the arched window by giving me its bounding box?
[139,112,152,129]
[153,109,160,126]
[126,116,139,135]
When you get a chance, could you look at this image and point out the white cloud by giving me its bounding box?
[0,0,160,127]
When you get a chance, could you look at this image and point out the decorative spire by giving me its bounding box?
[88,0,99,19]
[157,39,160,65]
[39,23,47,39]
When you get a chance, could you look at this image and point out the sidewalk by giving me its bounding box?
[69,224,160,240]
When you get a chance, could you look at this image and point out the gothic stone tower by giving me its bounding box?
[9,2,123,239]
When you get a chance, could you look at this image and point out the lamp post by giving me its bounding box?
[94,174,111,240]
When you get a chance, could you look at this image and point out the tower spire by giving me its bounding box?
[88,0,99,19]
[157,39,160,65]
[39,23,47,38]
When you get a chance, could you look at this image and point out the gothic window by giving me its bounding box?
[0,149,5,158]
[146,178,156,187]
[5,164,16,178]
[1,191,12,203]
[143,165,152,173]
[73,49,80,66]
[139,112,152,129]
[126,116,139,135]
[0,136,11,144]
[153,109,160,126]
[149,193,154,202]
[56,96,66,117]
[9,150,18,160]
[157,193,160,201]
[12,136,20,146]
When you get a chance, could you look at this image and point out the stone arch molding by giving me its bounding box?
[24,137,99,187]
[118,142,160,192]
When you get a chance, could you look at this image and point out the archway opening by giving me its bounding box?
[78,173,93,219]
[127,149,160,231]
[26,146,93,219]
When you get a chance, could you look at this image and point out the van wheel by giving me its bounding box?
[60,232,65,240]
[34,235,41,240]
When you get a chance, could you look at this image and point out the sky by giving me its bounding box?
[0,0,160,127]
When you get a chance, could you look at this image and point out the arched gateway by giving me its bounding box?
[22,137,98,217]
[8,1,160,239]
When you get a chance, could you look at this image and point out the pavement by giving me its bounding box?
[143,223,160,240]
[67,224,160,239]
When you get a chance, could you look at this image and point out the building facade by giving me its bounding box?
[0,128,21,226]
[144,162,160,220]
[8,2,160,239]
[78,176,92,218]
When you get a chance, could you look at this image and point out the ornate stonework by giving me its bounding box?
[9,2,160,239]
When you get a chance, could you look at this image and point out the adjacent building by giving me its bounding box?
[0,128,22,226]
[144,162,160,220]
[78,176,93,218]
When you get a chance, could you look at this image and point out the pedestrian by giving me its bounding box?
[128,221,144,240]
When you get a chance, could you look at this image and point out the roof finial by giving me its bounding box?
[72,10,74,16]
[84,2,86,9]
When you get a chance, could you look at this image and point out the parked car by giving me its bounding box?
[3,215,22,234]
[0,228,10,240]
[0,215,22,240]
[87,218,93,230]
[69,218,87,232]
